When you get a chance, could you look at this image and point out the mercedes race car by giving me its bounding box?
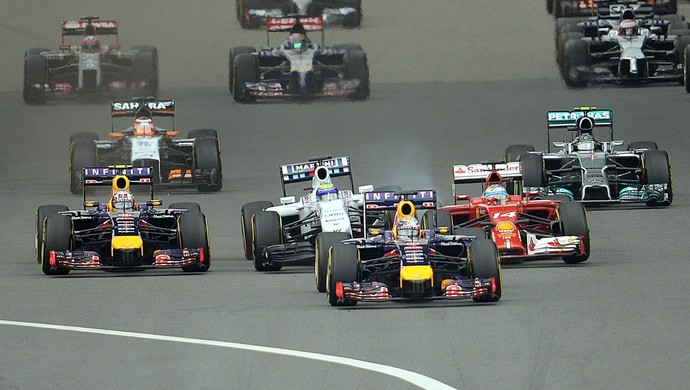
[36,166,210,275]
[68,98,222,194]
[507,107,672,206]
[442,162,589,264]
[23,16,158,104]
[229,16,369,102]
[548,0,677,18]
[236,0,362,28]
[241,156,374,281]
[325,190,502,306]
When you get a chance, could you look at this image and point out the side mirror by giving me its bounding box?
[368,228,382,236]
[358,184,374,194]
[280,196,296,205]
[611,140,624,147]
[553,141,567,148]
[84,201,100,208]
[147,200,163,207]
[455,194,470,202]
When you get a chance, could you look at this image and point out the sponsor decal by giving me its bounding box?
[63,20,118,29]
[112,101,174,111]
[547,110,611,122]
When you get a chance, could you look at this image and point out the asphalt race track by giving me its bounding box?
[1,1,689,389]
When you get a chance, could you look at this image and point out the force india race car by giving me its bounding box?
[507,107,672,206]
[35,166,210,275]
[325,190,502,306]
[23,16,158,104]
[548,0,676,18]
[68,98,222,194]
[442,162,589,264]
[241,156,373,280]
[236,0,362,28]
[229,16,369,102]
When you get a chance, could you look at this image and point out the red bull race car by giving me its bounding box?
[36,166,210,275]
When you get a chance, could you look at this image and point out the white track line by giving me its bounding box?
[0,319,457,390]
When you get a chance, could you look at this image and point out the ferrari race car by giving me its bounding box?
[442,162,589,264]
[557,7,690,87]
[236,0,362,28]
[68,98,222,194]
[548,0,677,18]
[325,190,502,306]
[507,107,672,206]
[23,16,159,104]
[229,16,369,102]
[241,156,374,280]
[35,166,211,275]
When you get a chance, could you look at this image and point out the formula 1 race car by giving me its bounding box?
[236,0,362,28]
[241,156,374,281]
[36,166,210,275]
[68,98,222,194]
[558,7,690,87]
[507,107,672,206]
[23,16,158,104]
[325,190,502,306]
[442,162,589,264]
[229,16,369,102]
[548,0,676,18]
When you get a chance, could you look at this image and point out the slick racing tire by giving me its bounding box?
[132,50,159,98]
[41,214,72,275]
[520,153,547,188]
[315,232,351,293]
[238,0,261,28]
[344,50,370,101]
[169,202,202,213]
[504,144,535,163]
[23,53,47,105]
[233,53,258,102]
[558,201,590,264]
[188,128,218,140]
[421,209,453,232]
[229,46,256,93]
[194,136,223,192]
[564,39,588,88]
[178,211,211,272]
[251,211,283,271]
[341,0,363,28]
[69,132,99,144]
[241,201,274,260]
[468,238,502,302]
[327,242,360,306]
[546,0,554,14]
[557,32,583,76]
[685,46,690,93]
[643,150,673,206]
[36,205,68,264]
[25,47,50,57]
[69,140,97,194]
[669,21,690,36]
[627,141,659,152]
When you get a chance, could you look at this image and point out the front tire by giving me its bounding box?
[241,201,274,260]
[233,54,258,102]
[178,211,211,272]
[315,232,351,293]
[69,140,97,194]
[344,50,370,100]
[643,150,673,206]
[41,215,72,275]
[327,242,360,306]
[194,136,223,192]
[36,205,68,264]
[558,201,590,263]
[23,53,47,104]
[521,153,546,188]
[468,238,502,302]
[251,211,283,271]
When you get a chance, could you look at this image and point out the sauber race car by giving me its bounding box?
[442,162,589,264]
[23,16,158,104]
[548,0,677,18]
[35,166,210,275]
[241,156,374,281]
[325,190,502,306]
[229,16,369,102]
[507,107,672,206]
[236,0,362,28]
[68,98,222,194]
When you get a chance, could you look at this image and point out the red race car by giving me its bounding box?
[441,162,590,264]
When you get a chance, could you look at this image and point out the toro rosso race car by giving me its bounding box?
[68,98,222,194]
[236,0,362,28]
[35,166,210,275]
[442,162,589,264]
[241,156,374,280]
[325,190,502,306]
[23,16,158,104]
[229,17,369,102]
[506,107,672,206]
[548,0,676,18]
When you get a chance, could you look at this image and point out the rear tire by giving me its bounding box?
[69,140,97,194]
[469,238,501,302]
[252,211,283,271]
[327,242,359,306]
[241,201,274,260]
[315,232,351,292]
[36,205,68,264]
[178,211,211,272]
[233,54,258,102]
[194,136,223,192]
[558,201,590,263]
[41,215,72,275]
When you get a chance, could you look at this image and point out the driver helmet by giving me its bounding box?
[133,117,155,136]
[482,184,509,204]
[618,19,638,37]
[575,133,597,151]
[287,32,307,50]
[395,215,420,240]
[81,36,101,52]
[111,190,136,212]
[315,182,338,201]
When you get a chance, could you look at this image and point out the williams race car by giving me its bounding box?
[229,16,369,102]
[36,166,210,275]
[507,107,672,206]
[442,162,589,264]
[325,190,502,306]
[68,98,222,194]
[236,0,362,28]
[548,0,677,18]
[241,156,374,282]
[23,16,158,104]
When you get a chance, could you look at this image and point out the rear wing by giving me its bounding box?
[452,162,522,203]
[82,166,154,201]
[110,99,175,131]
[280,156,353,195]
[363,190,437,211]
[266,16,325,46]
[546,107,613,152]
[61,17,119,46]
